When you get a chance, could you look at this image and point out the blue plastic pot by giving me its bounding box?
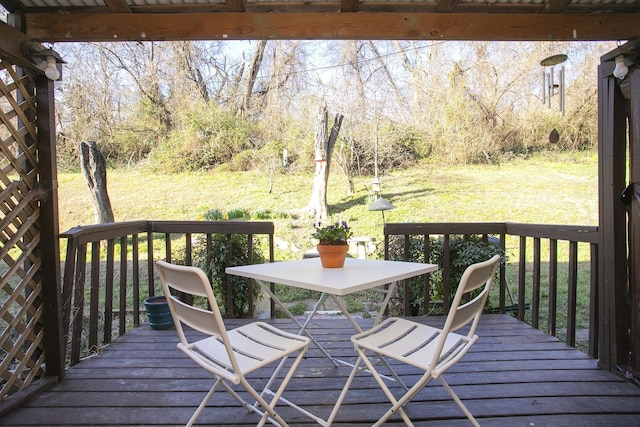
[144,296,174,330]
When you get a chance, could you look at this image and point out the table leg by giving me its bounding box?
[328,285,407,388]
[256,280,339,367]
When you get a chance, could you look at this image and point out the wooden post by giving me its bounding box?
[597,55,630,374]
[628,65,640,380]
[36,75,65,379]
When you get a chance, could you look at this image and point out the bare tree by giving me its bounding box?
[308,103,344,222]
[79,141,114,224]
[368,41,408,118]
[99,42,173,133]
[171,41,210,102]
[239,40,267,116]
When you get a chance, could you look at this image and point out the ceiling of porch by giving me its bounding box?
[1,0,640,42]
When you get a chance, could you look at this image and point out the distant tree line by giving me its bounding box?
[54,40,612,174]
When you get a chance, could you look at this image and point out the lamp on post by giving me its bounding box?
[371,177,381,198]
[369,196,395,225]
[22,41,65,81]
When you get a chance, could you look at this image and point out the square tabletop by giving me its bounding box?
[226,258,438,296]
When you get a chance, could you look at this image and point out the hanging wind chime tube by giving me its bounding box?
[540,53,568,116]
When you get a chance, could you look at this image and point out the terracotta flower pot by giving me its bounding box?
[317,244,349,268]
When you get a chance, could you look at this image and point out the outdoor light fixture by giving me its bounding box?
[368,196,395,225]
[371,177,381,197]
[22,41,65,81]
[613,55,629,79]
[44,56,60,80]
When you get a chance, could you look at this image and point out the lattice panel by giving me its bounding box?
[0,57,45,399]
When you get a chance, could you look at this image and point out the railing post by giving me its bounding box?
[548,239,558,336]
[70,243,87,366]
[531,237,541,329]
[589,243,599,358]
[567,241,579,347]
[147,231,154,298]
[517,236,527,321]
[104,239,115,343]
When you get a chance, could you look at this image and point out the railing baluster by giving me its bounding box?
[402,234,411,315]
[119,236,128,336]
[498,232,507,313]
[89,241,100,350]
[532,237,541,329]
[165,233,171,263]
[248,234,254,316]
[147,231,154,298]
[225,234,233,318]
[132,234,139,326]
[61,237,78,337]
[422,234,431,316]
[443,234,451,310]
[589,243,599,358]
[185,233,192,265]
[104,239,115,344]
[548,239,558,336]
[70,243,87,366]
[518,236,527,321]
[567,240,579,347]
[206,234,213,282]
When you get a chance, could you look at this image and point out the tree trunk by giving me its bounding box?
[79,141,114,224]
[239,40,267,116]
[308,103,344,222]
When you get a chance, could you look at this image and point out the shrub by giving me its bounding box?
[227,208,251,220]
[190,233,265,318]
[173,210,267,317]
[202,209,225,221]
[386,234,504,315]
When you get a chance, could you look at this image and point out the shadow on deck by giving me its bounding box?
[1,314,639,426]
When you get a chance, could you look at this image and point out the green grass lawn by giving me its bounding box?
[58,150,598,256]
[56,150,599,353]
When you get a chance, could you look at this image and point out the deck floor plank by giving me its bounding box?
[1,314,639,426]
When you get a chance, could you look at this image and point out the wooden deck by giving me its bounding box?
[1,314,639,426]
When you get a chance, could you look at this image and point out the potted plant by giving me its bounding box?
[312,221,353,268]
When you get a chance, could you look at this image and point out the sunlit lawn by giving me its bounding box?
[57,150,598,350]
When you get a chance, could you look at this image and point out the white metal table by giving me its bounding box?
[226,257,438,366]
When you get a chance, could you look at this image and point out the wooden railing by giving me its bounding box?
[384,222,599,357]
[60,220,274,366]
[60,220,599,367]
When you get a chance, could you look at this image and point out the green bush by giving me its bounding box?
[191,233,265,318]
[227,208,251,220]
[151,102,254,172]
[386,234,504,315]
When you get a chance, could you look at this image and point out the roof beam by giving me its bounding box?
[434,0,459,13]
[103,0,131,13]
[24,12,640,42]
[341,0,359,12]
[226,0,245,12]
[0,21,41,71]
[543,0,572,14]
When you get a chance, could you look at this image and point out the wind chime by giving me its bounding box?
[540,53,568,116]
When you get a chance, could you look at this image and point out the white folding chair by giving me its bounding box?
[156,261,312,427]
[327,255,500,427]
